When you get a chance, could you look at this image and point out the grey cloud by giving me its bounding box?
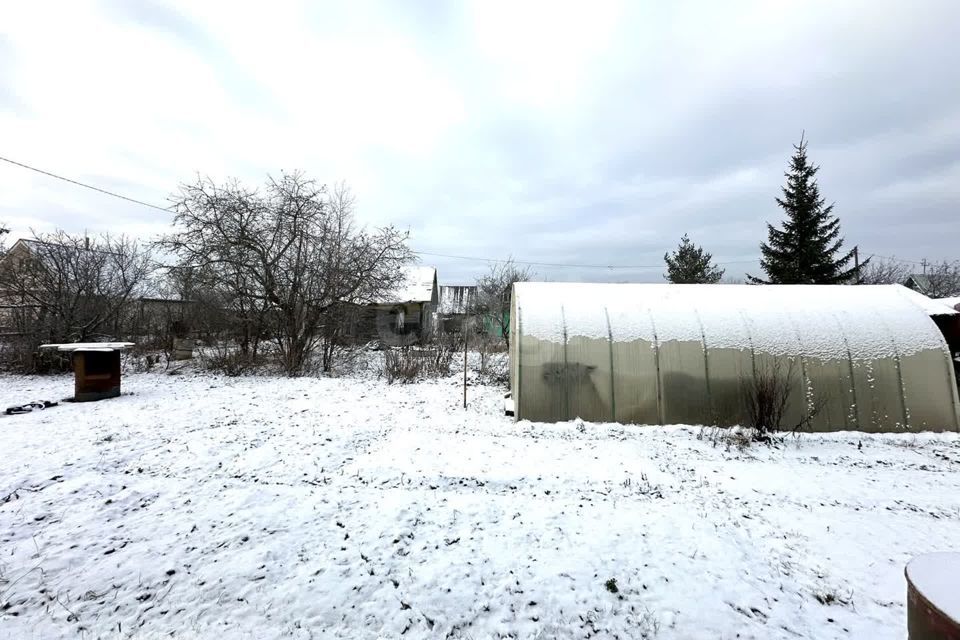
[0,84,25,115]
[101,0,283,118]
[4,0,959,286]
[0,35,27,114]
[101,0,212,48]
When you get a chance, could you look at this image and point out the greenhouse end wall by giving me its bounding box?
[510,283,960,433]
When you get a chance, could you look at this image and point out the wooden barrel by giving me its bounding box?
[906,552,960,639]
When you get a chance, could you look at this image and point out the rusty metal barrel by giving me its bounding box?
[906,552,960,639]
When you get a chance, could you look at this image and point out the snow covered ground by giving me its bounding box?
[1,369,959,639]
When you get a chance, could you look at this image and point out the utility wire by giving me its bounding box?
[414,250,759,269]
[5,154,938,269]
[0,152,767,270]
[0,155,173,213]
[866,253,927,266]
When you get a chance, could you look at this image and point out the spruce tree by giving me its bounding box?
[664,233,725,284]
[748,136,860,284]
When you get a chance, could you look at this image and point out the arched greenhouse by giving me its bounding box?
[509,283,960,432]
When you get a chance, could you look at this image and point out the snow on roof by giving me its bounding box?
[513,283,951,359]
[438,285,476,315]
[139,295,190,303]
[39,342,135,352]
[935,296,960,311]
[13,237,120,257]
[895,286,960,316]
[376,265,437,305]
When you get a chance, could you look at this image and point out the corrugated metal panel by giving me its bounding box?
[438,285,476,315]
[511,283,960,432]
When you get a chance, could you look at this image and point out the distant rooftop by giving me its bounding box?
[375,265,437,305]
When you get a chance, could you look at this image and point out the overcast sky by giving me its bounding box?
[1,0,958,283]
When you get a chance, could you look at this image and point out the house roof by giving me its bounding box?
[4,237,120,264]
[905,274,932,294]
[0,239,30,265]
[438,285,476,315]
[894,285,960,316]
[376,265,438,305]
[39,342,135,352]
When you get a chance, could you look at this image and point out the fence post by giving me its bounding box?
[463,318,469,409]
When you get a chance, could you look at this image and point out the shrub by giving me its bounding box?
[431,340,456,377]
[742,361,792,440]
[382,342,457,383]
[478,351,509,386]
[0,338,73,374]
[739,360,826,441]
[383,348,423,383]
[200,342,263,376]
[698,425,752,451]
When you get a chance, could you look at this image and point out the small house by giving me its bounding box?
[0,240,36,335]
[359,266,438,346]
[904,274,933,296]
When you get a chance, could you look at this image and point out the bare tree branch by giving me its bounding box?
[0,231,154,369]
[157,173,412,374]
[471,259,533,350]
[858,256,912,285]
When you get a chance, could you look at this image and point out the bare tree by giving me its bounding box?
[160,173,412,375]
[741,362,791,439]
[472,259,533,349]
[922,260,960,298]
[859,255,960,297]
[859,256,912,285]
[0,231,154,369]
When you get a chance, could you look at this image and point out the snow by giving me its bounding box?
[38,342,135,352]
[2,369,960,639]
[377,265,437,304]
[895,287,960,316]
[515,283,950,358]
[905,552,960,623]
[935,296,960,312]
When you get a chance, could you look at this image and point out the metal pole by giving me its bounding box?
[463,318,468,409]
[854,245,860,284]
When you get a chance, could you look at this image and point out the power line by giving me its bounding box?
[414,250,658,269]
[0,154,173,214]
[866,253,927,266]
[1,152,763,270]
[415,250,759,269]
